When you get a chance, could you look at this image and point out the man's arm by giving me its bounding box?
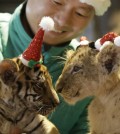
[70,106,90,134]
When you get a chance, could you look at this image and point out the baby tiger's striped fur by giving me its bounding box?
[0,57,59,134]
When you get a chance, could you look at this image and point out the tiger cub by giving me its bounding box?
[0,58,59,134]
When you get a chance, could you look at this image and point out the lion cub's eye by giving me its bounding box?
[73,66,82,73]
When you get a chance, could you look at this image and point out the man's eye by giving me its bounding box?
[53,0,63,5]
[76,12,85,17]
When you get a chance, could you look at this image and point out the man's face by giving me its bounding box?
[26,0,95,45]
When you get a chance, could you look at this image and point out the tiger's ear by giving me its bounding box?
[0,59,18,85]
[97,45,120,74]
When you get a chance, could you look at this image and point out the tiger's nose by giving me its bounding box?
[52,100,59,107]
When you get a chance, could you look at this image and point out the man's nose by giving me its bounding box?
[53,10,72,29]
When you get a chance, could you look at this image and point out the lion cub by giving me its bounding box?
[56,34,120,134]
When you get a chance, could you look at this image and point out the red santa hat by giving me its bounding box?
[80,0,111,16]
[95,32,120,51]
[19,16,54,68]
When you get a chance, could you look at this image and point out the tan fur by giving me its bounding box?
[56,44,120,134]
[0,58,59,134]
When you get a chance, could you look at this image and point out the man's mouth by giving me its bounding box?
[54,29,63,33]
[52,28,66,33]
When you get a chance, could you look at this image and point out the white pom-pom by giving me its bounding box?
[100,41,113,51]
[114,36,120,47]
[80,40,89,45]
[39,16,54,31]
[95,38,101,50]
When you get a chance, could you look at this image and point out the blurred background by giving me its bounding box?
[0,0,120,40]
[0,0,23,13]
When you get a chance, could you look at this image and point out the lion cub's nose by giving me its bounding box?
[57,88,62,93]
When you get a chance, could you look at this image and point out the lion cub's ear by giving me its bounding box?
[97,45,120,74]
[65,50,75,60]
[0,59,18,85]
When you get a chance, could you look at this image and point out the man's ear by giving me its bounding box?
[0,59,18,85]
[97,45,120,74]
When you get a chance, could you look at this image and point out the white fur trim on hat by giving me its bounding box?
[95,38,101,50]
[80,0,111,16]
[100,41,113,51]
[114,36,120,47]
[95,39,114,51]
[19,55,29,67]
[80,40,89,45]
